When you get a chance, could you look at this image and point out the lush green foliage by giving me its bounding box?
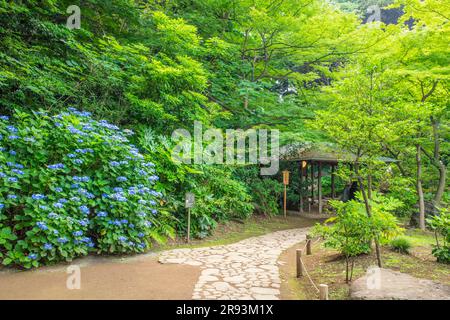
[138,130,255,238]
[0,109,172,268]
[235,167,283,216]
[390,237,412,254]
[427,209,450,263]
[313,193,403,256]
[0,0,448,269]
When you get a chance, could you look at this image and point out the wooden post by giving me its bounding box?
[319,284,329,300]
[299,162,304,214]
[282,170,289,218]
[310,161,314,208]
[318,162,322,214]
[331,165,336,199]
[306,235,312,255]
[187,207,191,243]
[296,249,303,277]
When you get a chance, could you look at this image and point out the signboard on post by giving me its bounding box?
[185,192,195,243]
[185,192,195,208]
[282,170,290,218]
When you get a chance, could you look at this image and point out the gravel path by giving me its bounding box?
[159,228,309,300]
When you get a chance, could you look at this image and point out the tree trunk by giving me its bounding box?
[354,161,382,268]
[345,255,349,283]
[432,118,446,206]
[416,145,426,230]
[434,162,446,206]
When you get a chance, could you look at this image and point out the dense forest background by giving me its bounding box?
[0,0,448,243]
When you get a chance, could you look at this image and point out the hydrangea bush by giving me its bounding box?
[0,109,170,268]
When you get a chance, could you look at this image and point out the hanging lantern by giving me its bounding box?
[282,170,290,185]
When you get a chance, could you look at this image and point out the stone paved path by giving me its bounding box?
[159,228,309,300]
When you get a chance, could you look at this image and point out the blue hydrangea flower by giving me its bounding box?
[48,212,59,219]
[138,243,146,249]
[47,163,65,170]
[137,232,145,238]
[0,203,4,210]
[36,221,48,231]
[53,202,64,209]
[0,172,6,178]
[6,125,18,132]
[9,150,16,156]
[8,135,19,140]
[11,169,24,175]
[73,176,90,182]
[24,137,36,143]
[0,115,9,121]
[96,211,108,218]
[142,162,155,167]
[113,187,123,193]
[118,236,127,242]
[79,205,89,215]
[73,159,83,165]
[32,194,46,201]
[28,253,38,260]
[116,176,127,182]
[57,237,68,244]
[54,187,63,193]
[78,219,89,227]
[43,243,53,250]
[73,230,83,237]
[7,177,18,183]
[7,194,17,200]
[144,221,152,227]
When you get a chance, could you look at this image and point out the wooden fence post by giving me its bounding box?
[296,249,303,277]
[306,235,312,255]
[319,284,329,300]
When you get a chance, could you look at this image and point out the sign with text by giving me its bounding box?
[185,192,195,208]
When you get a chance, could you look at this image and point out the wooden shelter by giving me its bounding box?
[280,145,397,214]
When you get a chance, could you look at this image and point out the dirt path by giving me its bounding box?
[0,228,309,300]
[0,255,200,300]
[159,228,309,300]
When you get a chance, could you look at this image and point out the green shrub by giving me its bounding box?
[427,208,450,264]
[139,130,254,239]
[0,109,173,268]
[386,177,417,217]
[235,166,283,216]
[390,237,412,254]
[313,192,403,281]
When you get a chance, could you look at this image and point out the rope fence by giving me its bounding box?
[296,235,329,300]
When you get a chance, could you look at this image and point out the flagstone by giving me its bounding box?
[159,227,308,300]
